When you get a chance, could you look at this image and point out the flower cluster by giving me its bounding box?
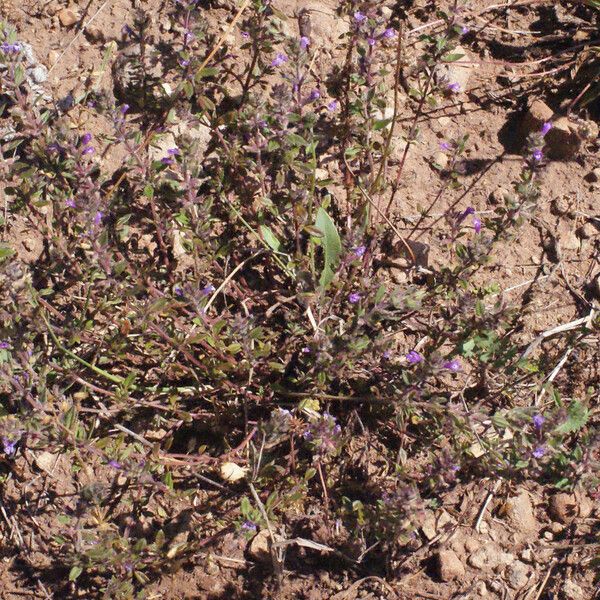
[303,412,342,456]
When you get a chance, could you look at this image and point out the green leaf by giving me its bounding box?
[373,118,392,131]
[69,566,83,582]
[259,225,281,252]
[315,207,342,288]
[442,52,465,62]
[555,401,588,434]
[0,245,15,259]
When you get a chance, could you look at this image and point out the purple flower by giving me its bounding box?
[271,53,288,67]
[406,350,423,364]
[179,58,190,67]
[2,437,16,456]
[301,346,310,354]
[81,133,93,146]
[241,520,257,532]
[353,245,366,258]
[108,460,122,469]
[382,350,392,359]
[122,24,133,36]
[473,216,482,234]
[532,414,544,430]
[201,283,216,296]
[348,292,361,304]
[354,11,367,23]
[309,89,320,101]
[443,359,461,372]
[82,146,95,155]
[367,37,376,47]
[161,157,174,165]
[241,31,250,39]
[0,341,9,349]
[439,141,452,151]
[532,148,543,162]
[120,103,130,114]
[167,147,180,156]
[459,206,475,222]
[460,26,469,35]
[65,198,76,208]
[0,42,22,54]
[532,445,546,459]
[541,122,552,136]
[447,82,460,93]
[383,28,396,39]
[327,100,339,112]
[93,211,103,225]
[184,31,195,44]
[300,36,310,50]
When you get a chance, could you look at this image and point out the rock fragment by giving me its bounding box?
[505,561,530,589]
[436,549,465,582]
[58,8,79,27]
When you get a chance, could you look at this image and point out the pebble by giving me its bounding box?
[520,548,533,562]
[435,45,475,93]
[30,65,48,84]
[545,116,581,159]
[549,492,593,523]
[505,561,530,589]
[58,8,79,27]
[85,25,105,42]
[436,549,465,582]
[468,543,513,571]
[434,152,448,169]
[521,99,553,135]
[586,168,600,183]
[248,530,272,562]
[551,195,573,217]
[501,492,538,534]
[562,580,585,600]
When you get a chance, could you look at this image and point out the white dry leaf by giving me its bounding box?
[220,462,247,482]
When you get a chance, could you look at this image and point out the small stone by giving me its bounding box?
[438,116,452,127]
[586,168,600,183]
[464,538,480,553]
[58,8,79,27]
[248,530,272,561]
[520,548,533,562]
[549,492,592,523]
[562,580,585,600]
[468,543,508,571]
[501,492,538,534]
[475,581,488,597]
[545,117,581,159]
[85,25,105,42]
[521,99,554,136]
[578,119,598,140]
[30,65,48,84]
[434,152,448,169]
[436,549,465,582]
[543,531,553,540]
[506,561,530,589]
[551,196,573,217]
[577,222,596,239]
[35,451,60,474]
[549,521,564,534]
[48,50,60,65]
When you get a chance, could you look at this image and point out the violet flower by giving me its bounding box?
[406,350,423,364]
[443,359,461,372]
[327,100,339,112]
[532,148,543,162]
[532,446,546,459]
[271,53,288,67]
[533,414,544,430]
[354,11,367,23]
[541,122,552,136]
[473,216,482,234]
[300,36,310,50]
[348,292,361,304]
[352,245,366,258]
